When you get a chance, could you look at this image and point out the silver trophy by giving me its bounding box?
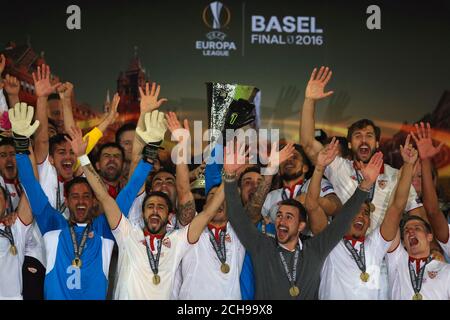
[206,82,260,146]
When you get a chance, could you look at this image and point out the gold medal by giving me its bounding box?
[9,245,17,256]
[72,258,82,268]
[221,263,230,274]
[153,274,160,285]
[412,293,423,300]
[360,272,370,282]
[289,286,300,297]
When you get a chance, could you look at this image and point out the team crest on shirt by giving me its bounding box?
[225,234,231,243]
[162,237,171,248]
[428,271,438,279]
[350,175,358,181]
[378,179,388,189]
[88,231,94,238]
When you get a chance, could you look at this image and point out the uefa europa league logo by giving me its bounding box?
[203,1,231,30]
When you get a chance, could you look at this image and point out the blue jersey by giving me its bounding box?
[240,220,275,300]
[16,154,151,300]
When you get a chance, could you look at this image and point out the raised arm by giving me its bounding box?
[300,66,334,164]
[129,82,167,178]
[32,64,61,163]
[411,122,448,242]
[97,92,120,133]
[305,138,340,235]
[4,74,21,108]
[10,103,64,232]
[312,152,383,258]
[187,183,224,244]
[66,125,120,228]
[381,135,417,241]
[166,112,196,226]
[59,82,75,133]
[222,140,265,252]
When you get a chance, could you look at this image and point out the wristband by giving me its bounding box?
[78,155,91,166]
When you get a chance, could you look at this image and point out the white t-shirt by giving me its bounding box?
[262,178,335,222]
[437,224,450,258]
[112,214,193,300]
[325,156,422,234]
[386,243,450,300]
[37,156,69,219]
[319,226,392,300]
[0,218,31,299]
[174,223,245,300]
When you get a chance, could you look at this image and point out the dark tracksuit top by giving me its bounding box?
[224,179,369,300]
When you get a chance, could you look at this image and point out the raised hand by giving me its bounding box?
[4,74,20,96]
[104,93,120,124]
[316,137,340,167]
[305,66,334,101]
[8,103,40,137]
[267,142,295,169]
[57,82,74,100]
[136,110,167,144]
[165,111,189,143]
[64,126,88,157]
[400,134,418,165]
[411,122,444,160]
[360,151,383,186]
[139,82,168,113]
[32,64,61,98]
[223,140,249,175]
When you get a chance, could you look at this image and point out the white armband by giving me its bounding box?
[78,155,91,166]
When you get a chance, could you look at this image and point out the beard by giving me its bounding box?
[281,170,303,182]
[100,168,121,183]
[145,215,168,234]
[353,144,377,163]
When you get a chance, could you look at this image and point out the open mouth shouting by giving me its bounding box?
[353,220,364,231]
[408,235,419,248]
[61,160,74,174]
[277,225,289,239]
[358,144,372,159]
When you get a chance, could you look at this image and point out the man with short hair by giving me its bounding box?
[387,214,450,299]
[262,143,341,235]
[74,110,226,300]
[300,66,424,233]
[312,136,418,299]
[299,67,425,298]
[10,103,152,299]
[223,140,383,299]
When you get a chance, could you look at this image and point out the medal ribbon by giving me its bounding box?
[69,223,90,262]
[0,225,15,247]
[209,229,227,265]
[56,180,67,213]
[145,235,162,276]
[278,245,300,288]
[408,256,433,296]
[344,239,367,274]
